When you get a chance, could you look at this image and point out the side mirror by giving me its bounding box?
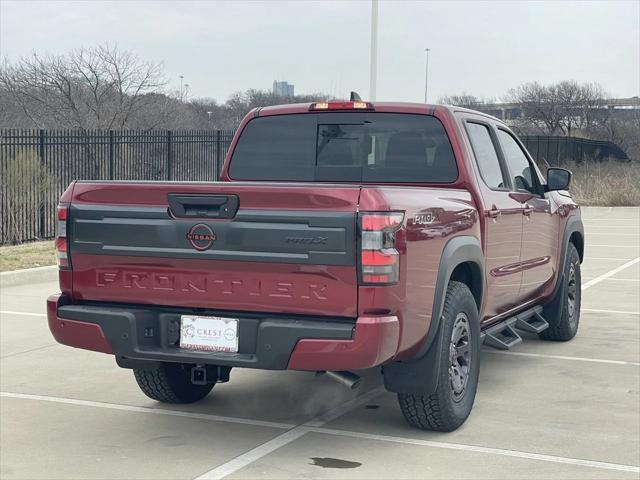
[546,168,571,191]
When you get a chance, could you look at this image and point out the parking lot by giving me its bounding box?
[1,206,638,480]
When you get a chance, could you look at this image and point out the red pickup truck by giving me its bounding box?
[47,100,584,431]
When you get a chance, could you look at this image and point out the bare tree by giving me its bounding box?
[200,89,330,130]
[597,108,640,160]
[553,80,582,135]
[0,45,167,130]
[437,93,485,108]
[578,82,608,132]
[506,81,608,136]
[506,82,565,134]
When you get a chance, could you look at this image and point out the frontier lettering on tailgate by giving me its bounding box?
[95,270,329,301]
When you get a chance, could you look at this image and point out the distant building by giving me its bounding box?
[273,80,294,97]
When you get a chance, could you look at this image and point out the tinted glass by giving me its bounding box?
[497,129,537,194]
[466,123,506,189]
[229,115,317,181]
[230,113,457,183]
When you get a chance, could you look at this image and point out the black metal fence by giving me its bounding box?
[1,128,630,245]
[521,135,628,167]
[0,129,234,244]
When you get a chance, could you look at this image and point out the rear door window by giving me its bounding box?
[465,122,507,189]
[229,113,458,183]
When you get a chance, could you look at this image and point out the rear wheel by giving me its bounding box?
[397,281,480,432]
[133,362,214,403]
[540,243,581,341]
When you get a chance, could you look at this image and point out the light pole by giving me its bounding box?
[369,0,378,101]
[179,75,184,100]
[424,48,430,103]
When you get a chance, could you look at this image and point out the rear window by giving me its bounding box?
[229,113,458,183]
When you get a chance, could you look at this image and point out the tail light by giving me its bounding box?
[358,212,404,285]
[56,204,71,269]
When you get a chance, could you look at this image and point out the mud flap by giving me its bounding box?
[382,319,446,395]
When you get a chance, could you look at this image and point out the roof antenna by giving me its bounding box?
[350,91,362,101]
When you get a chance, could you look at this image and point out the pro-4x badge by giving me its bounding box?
[186,224,216,251]
[413,213,436,225]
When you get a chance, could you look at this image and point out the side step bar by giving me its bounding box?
[515,307,549,334]
[482,306,549,350]
[483,319,522,350]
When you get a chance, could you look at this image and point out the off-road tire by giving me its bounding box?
[539,242,581,341]
[397,281,480,432]
[133,363,214,403]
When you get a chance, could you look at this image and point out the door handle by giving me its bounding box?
[523,204,534,216]
[487,206,501,220]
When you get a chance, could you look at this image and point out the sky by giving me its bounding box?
[1,0,638,103]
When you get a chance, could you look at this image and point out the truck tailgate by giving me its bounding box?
[68,182,360,317]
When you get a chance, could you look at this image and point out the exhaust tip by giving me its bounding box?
[320,370,362,390]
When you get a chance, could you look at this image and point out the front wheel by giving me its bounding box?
[540,242,581,341]
[398,281,480,432]
[133,362,214,403]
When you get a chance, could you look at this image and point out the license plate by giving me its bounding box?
[179,315,238,353]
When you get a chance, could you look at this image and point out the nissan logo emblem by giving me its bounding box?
[186,224,216,251]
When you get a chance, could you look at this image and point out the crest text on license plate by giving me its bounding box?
[180,316,238,353]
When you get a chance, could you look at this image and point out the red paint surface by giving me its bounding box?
[47,294,113,354]
[287,316,400,370]
[72,255,358,317]
[71,182,361,211]
[70,184,361,317]
[358,186,479,360]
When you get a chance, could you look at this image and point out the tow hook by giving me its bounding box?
[317,370,362,390]
[190,365,231,385]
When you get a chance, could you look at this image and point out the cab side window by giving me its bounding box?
[496,129,540,195]
[466,122,506,189]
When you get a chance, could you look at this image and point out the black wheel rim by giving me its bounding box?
[567,262,578,326]
[449,313,471,402]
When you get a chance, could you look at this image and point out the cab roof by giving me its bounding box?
[255,101,503,124]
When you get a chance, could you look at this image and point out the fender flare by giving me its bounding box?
[383,235,484,395]
[547,214,584,303]
[420,235,484,357]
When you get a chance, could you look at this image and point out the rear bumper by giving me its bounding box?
[47,294,399,371]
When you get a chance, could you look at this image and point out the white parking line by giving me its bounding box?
[582,257,640,290]
[483,350,640,367]
[585,227,640,230]
[308,427,640,474]
[587,233,640,236]
[588,244,639,248]
[194,386,386,480]
[583,308,639,315]
[0,311,46,317]
[4,385,639,477]
[586,233,640,235]
[583,277,639,282]
[584,257,636,261]
[197,428,309,479]
[0,392,294,430]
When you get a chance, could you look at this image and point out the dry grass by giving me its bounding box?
[557,160,640,206]
[0,241,56,272]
